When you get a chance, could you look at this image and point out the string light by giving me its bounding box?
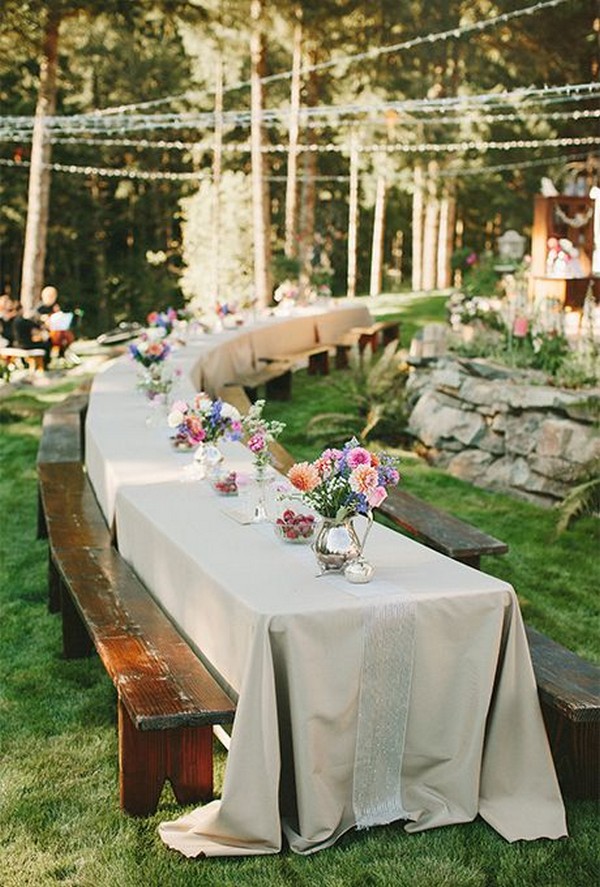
[437,151,599,178]
[1,80,597,143]
[86,0,570,113]
[0,157,206,181]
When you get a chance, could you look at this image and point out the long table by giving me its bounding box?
[85,305,567,858]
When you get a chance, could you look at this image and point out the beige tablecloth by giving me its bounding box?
[85,308,567,858]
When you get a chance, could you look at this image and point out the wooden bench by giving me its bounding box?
[225,359,293,402]
[377,487,508,569]
[38,396,236,816]
[329,320,401,367]
[259,344,331,377]
[0,346,46,372]
[525,625,599,799]
[353,320,401,356]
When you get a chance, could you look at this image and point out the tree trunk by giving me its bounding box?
[411,162,425,292]
[212,57,224,300]
[250,0,270,309]
[346,142,359,299]
[298,58,318,291]
[422,161,439,292]
[369,173,386,296]
[20,12,59,315]
[284,7,302,260]
[436,185,456,290]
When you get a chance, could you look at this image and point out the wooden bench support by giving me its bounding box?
[526,625,599,799]
[38,394,237,816]
[260,345,330,377]
[225,360,293,403]
[119,701,214,816]
[349,320,401,356]
[378,487,508,568]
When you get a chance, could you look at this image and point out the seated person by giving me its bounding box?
[35,285,75,357]
[12,301,52,368]
[0,295,17,345]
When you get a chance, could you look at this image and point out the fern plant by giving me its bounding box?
[555,459,600,534]
[306,341,410,447]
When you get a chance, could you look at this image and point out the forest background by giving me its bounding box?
[0,0,597,337]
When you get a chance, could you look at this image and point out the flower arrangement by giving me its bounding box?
[147,307,178,335]
[273,280,300,304]
[167,393,243,448]
[129,333,172,367]
[286,438,400,520]
[241,399,286,470]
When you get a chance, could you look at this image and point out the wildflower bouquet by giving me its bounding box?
[147,307,178,335]
[129,333,172,368]
[287,439,400,521]
[241,399,286,470]
[167,393,243,448]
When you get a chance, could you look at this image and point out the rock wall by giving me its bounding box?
[406,358,600,506]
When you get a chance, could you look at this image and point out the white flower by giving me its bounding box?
[167,408,185,428]
[194,393,212,413]
[220,402,241,422]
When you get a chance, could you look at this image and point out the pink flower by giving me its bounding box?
[288,462,320,493]
[247,432,267,453]
[349,464,379,494]
[346,447,372,469]
[367,486,387,508]
[185,416,205,442]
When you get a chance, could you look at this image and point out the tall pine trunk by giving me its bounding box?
[369,173,386,296]
[20,11,59,315]
[298,55,319,291]
[284,6,302,260]
[250,0,271,308]
[422,161,440,292]
[346,140,359,299]
[436,185,456,290]
[411,162,425,292]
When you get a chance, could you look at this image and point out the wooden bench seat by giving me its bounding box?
[377,487,508,569]
[259,344,331,376]
[54,542,236,815]
[328,320,401,367]
[38,395,237,816]
[525,625,599,799]
[352,320,401,355]
[0,346,46,372]
[225,359,293,402]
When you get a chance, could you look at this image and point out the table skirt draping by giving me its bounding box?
[84,307,568,858]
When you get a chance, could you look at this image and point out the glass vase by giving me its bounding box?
[251,462,270,523]
[192,441,224,480]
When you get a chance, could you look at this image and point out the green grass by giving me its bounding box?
[1,331,599,885]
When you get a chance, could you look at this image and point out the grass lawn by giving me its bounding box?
[1,300,598,885]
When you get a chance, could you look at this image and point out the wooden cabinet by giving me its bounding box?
[530,195,597,308]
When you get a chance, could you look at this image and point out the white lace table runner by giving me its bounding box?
[224,514,417,830]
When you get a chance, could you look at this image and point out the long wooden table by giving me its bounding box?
[85,307,567,858]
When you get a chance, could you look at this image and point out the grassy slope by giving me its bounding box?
[0,308,598,885]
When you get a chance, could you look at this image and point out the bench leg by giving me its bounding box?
[382,324,400,346]
[265,370,292,401]
[48,550,61,613]
[335,344,352,370]
[61,581,94,657]
[308,351,329,376]
[118,701,214,815]
[37,486,48,540]
[358,332,378,356]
